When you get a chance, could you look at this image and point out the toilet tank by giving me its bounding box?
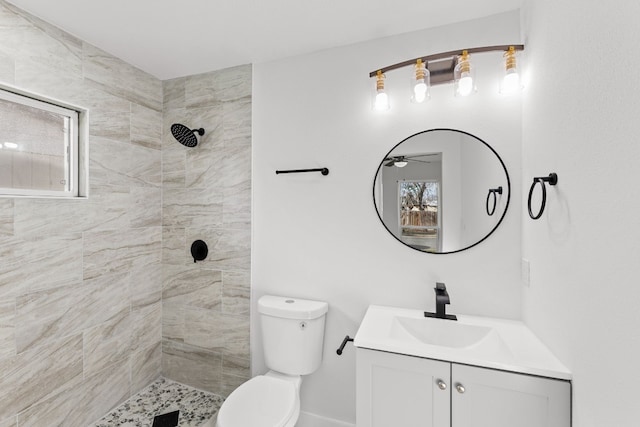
[258,295,328,376]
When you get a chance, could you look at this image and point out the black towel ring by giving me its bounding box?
[528,173,558,220]
[486,186,503,216]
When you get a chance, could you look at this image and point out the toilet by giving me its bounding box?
[216,295,329,427]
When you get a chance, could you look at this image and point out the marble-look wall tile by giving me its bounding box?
[0,53,14,85]
[17,357,130,427]
[0,334,83,420]
[187,228,251,271]
[131,103,162,150]
[222,144,251,228]
[220,372,249,399]
[1,1,82,67]
[83,307,132,376]
[162,65,251,396]
[0,299,15,358]
[131,298,161,353]
[0,1,164,423]
[162,303,184,343]
[222,271,250,316]
[130,260,162,298]
[163,78,185,110]
[223,96,252,141]
[12,198,90,237]
[0,233,82,299]
[83,43,162,112]
[162,148,186,187]
[185,65,251,108]
[0,199,13,236]
[130,186,162,228]
[162,187,223,229]
[0,416,16,427]
[184,105,224,150]
[162,227,186,265]
[183,306,224,352]
[162,339,222,393]
[15,273,129,353]
[89,110,130,143]
[163,264,222,309]
[83,227,161,280]
[129,143,162,187]
[131,341,162,394]
[222,313,250,360]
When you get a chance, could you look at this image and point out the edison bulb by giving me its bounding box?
[457,73,473,97]
[374,91,390,111]
[413,80,427,103]
[501,69,521,95]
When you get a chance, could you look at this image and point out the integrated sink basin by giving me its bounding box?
[391,316,494,348]
[354,305,572,380]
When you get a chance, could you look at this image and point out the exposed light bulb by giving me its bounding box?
[411,59,430,103]
[454,50,475,97]
[458,74,473,97]
[501,70,521,94]
[374,91,390,111]
[373,70,390,111]
[500,46,522,95]
[394,160,408,168]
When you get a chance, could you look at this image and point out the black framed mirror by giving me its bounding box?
[373,129,510,254]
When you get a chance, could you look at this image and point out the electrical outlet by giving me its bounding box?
[521,258,531,287]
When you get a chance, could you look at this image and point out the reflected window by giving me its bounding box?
[398,180,441,252]
[0,88,80,197]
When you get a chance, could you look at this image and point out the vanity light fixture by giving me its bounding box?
[411,59,430,103]
[369,44,524,110]
[500,46,522,95]
[373,70,390,111]
[454,50,475,97]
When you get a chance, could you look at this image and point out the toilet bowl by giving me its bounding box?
[216,295,328,427]
[216,371,301,427]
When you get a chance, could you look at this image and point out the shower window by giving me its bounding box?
[0,88,81,197]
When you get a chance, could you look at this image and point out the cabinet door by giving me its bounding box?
[451,364,571,427]
[356,348,450,427]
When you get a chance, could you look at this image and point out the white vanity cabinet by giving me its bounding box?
[356,348,571,427]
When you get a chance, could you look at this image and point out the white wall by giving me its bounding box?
[522,1,640,425]
[253,11,523,423]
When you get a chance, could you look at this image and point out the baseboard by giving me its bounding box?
[296,411,355,427]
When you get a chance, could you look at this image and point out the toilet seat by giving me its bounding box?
[217,375,299,427]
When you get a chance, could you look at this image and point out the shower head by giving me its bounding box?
[170,123,205,147]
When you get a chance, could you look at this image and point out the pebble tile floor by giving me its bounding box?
[90,377,224,427]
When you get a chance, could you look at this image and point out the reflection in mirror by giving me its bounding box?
[373,129,510,254]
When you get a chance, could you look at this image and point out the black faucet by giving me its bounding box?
[424,282,457,321]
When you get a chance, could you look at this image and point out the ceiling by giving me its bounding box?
[6,0,522,81]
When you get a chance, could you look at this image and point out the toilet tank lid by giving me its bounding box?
[258,295,328,320]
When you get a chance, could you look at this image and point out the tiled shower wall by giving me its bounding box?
[161,66,252,397]
[0,1,163,425]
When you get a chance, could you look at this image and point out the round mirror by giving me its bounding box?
[373,129,510,254]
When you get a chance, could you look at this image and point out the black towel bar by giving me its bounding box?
[276,168,329,176]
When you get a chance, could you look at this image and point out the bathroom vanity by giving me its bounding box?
[354,306,571,427]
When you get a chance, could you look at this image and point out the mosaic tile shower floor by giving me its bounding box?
[90,377,224,427]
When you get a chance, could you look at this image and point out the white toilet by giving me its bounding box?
[216,295,328,427]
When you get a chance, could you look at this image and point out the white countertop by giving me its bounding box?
[354,305,571,381]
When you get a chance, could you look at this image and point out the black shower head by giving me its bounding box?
[170,123,205,147]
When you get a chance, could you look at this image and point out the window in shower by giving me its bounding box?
[0,87,85,197]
